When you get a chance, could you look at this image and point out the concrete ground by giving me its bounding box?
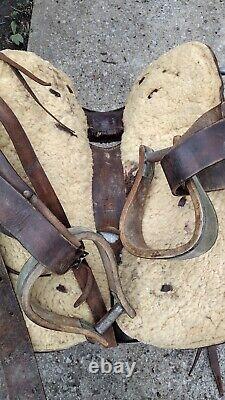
[1,0,225,399]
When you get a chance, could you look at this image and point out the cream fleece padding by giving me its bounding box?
[118,42,225,349]
[0,50,110,351]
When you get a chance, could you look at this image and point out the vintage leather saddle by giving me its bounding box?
[0,51,225,398]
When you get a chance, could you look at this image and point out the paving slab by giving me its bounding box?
[1,0,224,399]
[29,0,225,111]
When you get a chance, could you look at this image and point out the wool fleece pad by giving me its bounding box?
[118,42,225,349]
[0,50,110,351]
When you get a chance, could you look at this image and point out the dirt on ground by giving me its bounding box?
[0,0,33,51]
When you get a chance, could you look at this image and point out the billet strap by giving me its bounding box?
[120,145,218,259]
[0,255,46,399]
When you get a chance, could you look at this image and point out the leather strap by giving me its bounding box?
[189,346,224,398]
[13,68,76,136]
[0,174,80,274]
[0,52,51,86]
[0,97,70,227]
[207,346,224,398]
[161,103,225,195]
[91,141,125,258]
[88,109,138,343]
[0,52,76,136]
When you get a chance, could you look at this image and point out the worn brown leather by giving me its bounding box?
[91,140,125,259]
[0,51,76,136]
[0,52,51,85]
[120,101,225,261]
[0,97,70,226]
[161,103,225,195]
[85,108,124,142]
[0,175,81,274]
[86,107,126,246]
[88,110,136,343]
[0,51,224,398]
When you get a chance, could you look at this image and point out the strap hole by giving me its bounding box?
[56,284,68,293]
[147,88,161,99]
[138,76,145,85]
[161,284,173,293]
[66,85,74,93]
[49,88,61,97]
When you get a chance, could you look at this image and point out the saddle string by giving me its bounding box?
[0,52,76,136]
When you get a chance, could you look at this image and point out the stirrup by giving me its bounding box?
[17,226,135,347]
[120,145,218,260]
